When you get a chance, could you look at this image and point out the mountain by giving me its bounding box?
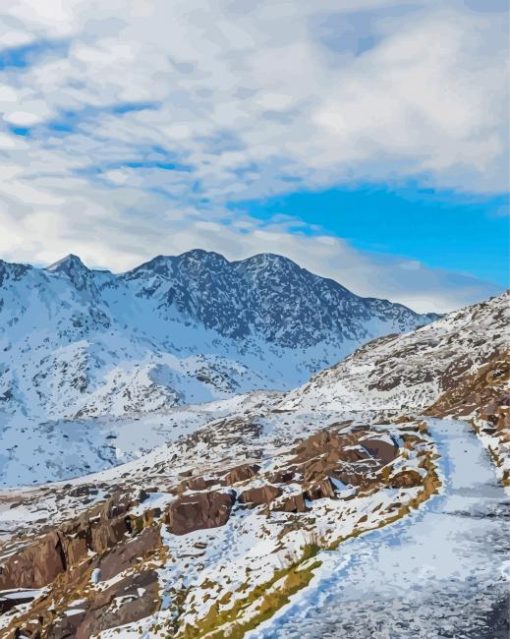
[280,290,509,484]
[0,292,506,639]
[281,290,508,413]
[0,250,436,422]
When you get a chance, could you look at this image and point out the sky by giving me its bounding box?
[0,0,508,312]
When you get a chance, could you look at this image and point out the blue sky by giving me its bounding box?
[0,0,508,312]
[238,184,509,286]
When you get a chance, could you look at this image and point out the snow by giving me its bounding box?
[248,419,510,639]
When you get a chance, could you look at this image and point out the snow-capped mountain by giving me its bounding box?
[0,250,436,421]
[281,290,509,414]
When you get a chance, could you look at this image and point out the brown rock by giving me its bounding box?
[90,516,129,554]
[390,469,423,488]
[304,478,336,501]
[184,476,218,491]
[166,491,235,535]
[223,463,260,486]
[74,571,160,639]
[0,531,66,589]
[359,438,399,465]
[273,493,308,513]
[239,485,282,506]
[268,468,295,484]
[98,526,162,581]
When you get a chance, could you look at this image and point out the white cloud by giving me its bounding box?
[0,0,507,312]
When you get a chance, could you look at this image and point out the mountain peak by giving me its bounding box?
[46,254,93,290]
[47,254,88,274]
[177,249,230,264]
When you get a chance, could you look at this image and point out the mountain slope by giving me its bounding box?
[281,291,508,413]
[280,291,509,482]
[0,250,435,421]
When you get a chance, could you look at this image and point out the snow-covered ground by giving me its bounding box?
[248,419,510,639]
[0,392,279,487]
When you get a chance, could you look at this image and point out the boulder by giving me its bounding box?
[73,570,160,639]
[273,493,308,513]
[360,438,399,465]
[304,478,336,501]
[0,531,66,589]
[166,491,235,535]
[223,463,260,486]
[98,526,162,581]
[184,476,218,491]
[239,485,282,506]
[390,469,423,488]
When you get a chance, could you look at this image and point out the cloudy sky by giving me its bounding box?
[0,0,508,312]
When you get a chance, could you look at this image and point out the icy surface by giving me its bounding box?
[248,419,510,639]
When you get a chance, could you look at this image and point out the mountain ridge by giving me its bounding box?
[0,249,438,422]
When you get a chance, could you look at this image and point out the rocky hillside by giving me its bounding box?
[282,291,509,482]
[282,291,508,413]
[0,292,506,638]
[0,407,439,639]
[0,250,435,421]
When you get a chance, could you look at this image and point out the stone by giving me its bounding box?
[166,491,235,535]
[239,485,282,506]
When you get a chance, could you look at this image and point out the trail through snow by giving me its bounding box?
[249,419,510,639]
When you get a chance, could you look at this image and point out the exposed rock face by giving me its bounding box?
[74,570,160,639]
[0,531,66,589]
[166,491,235,535]
[0,492,134,590]
[239,485,282,506]
[224,463,261,485]
[360,438,399,465]
[183,476,219,491]
[97,526,162,581]
[287,428,399,494]
[304,478,336,501]
[274,493,308,513]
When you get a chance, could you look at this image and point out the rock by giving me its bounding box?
[390,469,423,488]
[359,438,399,464]
[166,491,235,535]
[97,526,162,581]
[184,476,218,491]
[0,531,66,589]
[304,478,336,501]
[239,485,282,506]
[273,493,308,513]
[47,610,86,639]
[73,571,160,639]
[268,469,295,484]
[223,463,261,486]
[69,485,90,498]
[90,516,129,554]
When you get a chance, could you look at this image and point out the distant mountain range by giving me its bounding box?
[0,250,437,420]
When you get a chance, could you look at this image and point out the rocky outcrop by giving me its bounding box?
[224,463,261,486]
[0,531,66,589]
[304,478,336,501]
[239,485,282,506]
[390,469,424,488]
[166,491,235,535]
[74,570,160,639]
[97,526,162,581]
[0,492,135,590]
[273,493,308,513]
[359,438,399,464]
